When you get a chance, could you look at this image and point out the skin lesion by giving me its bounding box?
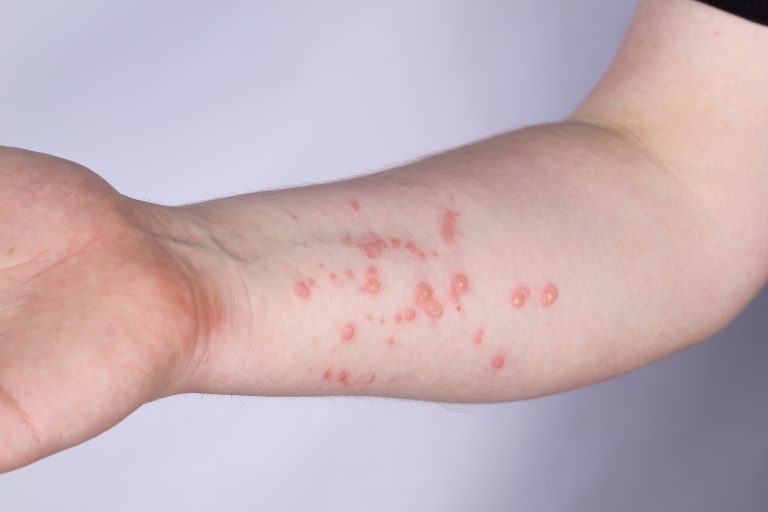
[490,353,506,370]
[291,203,560,380]
[357,237,387,259]
[440,210,458,244]
[294,281,311,299]
[540,284,559,307]
[320,367,376,387]
[340,322,356,342]
[414,281,443,319]
[511,286,530,308]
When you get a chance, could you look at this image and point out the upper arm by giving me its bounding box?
[570,0,768,291]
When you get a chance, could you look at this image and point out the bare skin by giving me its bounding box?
[1,0,767,473]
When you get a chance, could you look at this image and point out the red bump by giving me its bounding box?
[294,281,311,299]
[453,274,469,293]
[423,299,443,318]
[307,277,316,287]
[323,369,333,380]
[358,238,387,259]
[511,287,530,308]
[541,283,559,307]
[441,210,458,244]
[340,323,356,341]
[339,369,350,385]
[391,238,401,248]
[491,354,505,369]
[361,278,381,294]
[404,308,417,321]
[394,313,403,324]
[386,337,395,347]
[345,269,355,280]
[473,328,484,345]
[342,234,353,246]
[450,273,470,302]
[415,282,433,304]
[367,266,378,276]
[329,272,338,281]
[350,200,361,211]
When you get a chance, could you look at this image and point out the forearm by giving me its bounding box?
[141,121,756,403]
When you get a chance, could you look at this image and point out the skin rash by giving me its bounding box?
[289,201,559,388]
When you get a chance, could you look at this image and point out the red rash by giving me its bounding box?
[441,210,458,244]
[473,328,484,345]
[323,369,333,380]
[294,281,311,299]
[358,238,387,259]
[394,313,403,323]
[511,286,530,308]
[350,200,361,211]
[541,283,559,307]
[391,238,401,248]
[367,266,378,276]
[345,269,355,280]
[404,308,417,321]
[340,322,356,341]
[338,369,350,385]
[387,337,395,347]
[491,354,506,369]
[450,273,470,303]
[362,278,381,294]
[414,282,443,319]
[404,241,427,259]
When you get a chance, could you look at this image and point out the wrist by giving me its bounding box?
[130,199,253,396]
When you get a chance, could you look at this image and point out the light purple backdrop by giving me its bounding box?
[0,1,765,510]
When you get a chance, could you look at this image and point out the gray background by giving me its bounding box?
[1,1,766,510]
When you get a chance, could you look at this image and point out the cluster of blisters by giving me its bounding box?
[414,281,443,319]
[510,283,558,308]
[293,202,562,383]
[361,266,381,295]
[449,273,470,311]
[469,327,507,370]
[322,368,375,386]
[344,233,440,262]
[293,279,316,299]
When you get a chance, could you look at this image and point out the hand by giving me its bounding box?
[0,147,206,472]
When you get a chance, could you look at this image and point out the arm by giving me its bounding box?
[1,0,766,472]
[159,0,768,401]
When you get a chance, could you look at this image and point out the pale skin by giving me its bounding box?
[1,0,767,473]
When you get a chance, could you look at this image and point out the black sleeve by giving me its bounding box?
[696,0,768,26]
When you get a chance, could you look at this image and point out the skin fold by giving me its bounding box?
[0,0,766,473]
